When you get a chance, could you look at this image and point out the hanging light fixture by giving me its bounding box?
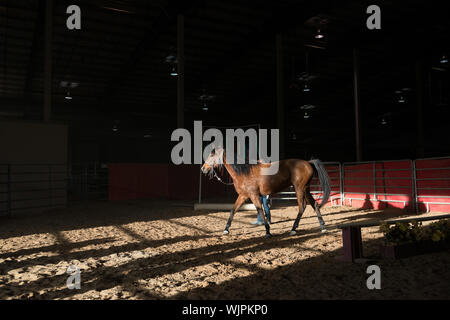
[303,83,311,92]
[60,81,78,100]
[299,52,312,93]
[165,51,178,77]
[170,65,178,77]
[306,15,329,41]
[299,104,316,111]
[314,29,324,39]
[380,112,392,125]
[112,120,119,132]
[199,90,215,112]
[395,90,406,103]
[143,128,152,139]
[440,55,448,64]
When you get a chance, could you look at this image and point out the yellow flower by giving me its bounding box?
[432,233,441,242]
[398,223,408,232]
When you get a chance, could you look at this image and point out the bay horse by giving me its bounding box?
[201,147,330,238]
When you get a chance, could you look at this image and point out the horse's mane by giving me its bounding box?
[229,163,257,176]
[216,148,258,176]
[228,151,258,176]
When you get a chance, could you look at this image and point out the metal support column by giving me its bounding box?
[353,48,362,161]
[44,0,53,122]
[339,163,344,206]
[7,164,11,217]
[412,160,418,213]
[415,60,425,158]
[49,165,53,206]
[177,14,185,128]
[373,163,377,202]
[276,34,285,159]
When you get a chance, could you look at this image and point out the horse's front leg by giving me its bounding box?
[223,194,248,235]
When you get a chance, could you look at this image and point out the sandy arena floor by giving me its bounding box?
[0,200,449,300]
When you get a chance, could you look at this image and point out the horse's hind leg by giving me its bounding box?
[223,194,247,235]
[290,189,306,235]
[305,189,327,233]
[249,194,272,238]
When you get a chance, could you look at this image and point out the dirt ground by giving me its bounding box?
[0,200,449,300]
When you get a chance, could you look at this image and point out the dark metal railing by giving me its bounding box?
[68,162,109,201]
[0,162,109,217]
[0,164,67,217]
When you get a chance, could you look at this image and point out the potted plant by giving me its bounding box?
[379,219,450,259]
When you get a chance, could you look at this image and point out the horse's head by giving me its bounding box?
[201,147,224,176]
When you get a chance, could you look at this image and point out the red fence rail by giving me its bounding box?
[342,160,415,210]
[108,157,450,213]
[414,157,450,213]
[109,164,200,201]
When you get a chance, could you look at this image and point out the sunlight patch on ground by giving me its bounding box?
[0,203,448,299]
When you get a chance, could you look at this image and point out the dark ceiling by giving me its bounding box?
[0,0,449,162]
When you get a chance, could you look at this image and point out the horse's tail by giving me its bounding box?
[309,159,331,208]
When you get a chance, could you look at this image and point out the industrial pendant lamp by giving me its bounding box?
[65,90,72,100]
[170,65,178,77]
[315,29,324,39]
[303,83,311,92]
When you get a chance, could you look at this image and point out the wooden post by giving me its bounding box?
[353,48,362,161]
[276,34,285,159]
[44,0,53,122]
[177,14,185,128]
[342,226,363,262]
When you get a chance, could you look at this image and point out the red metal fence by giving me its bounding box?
[109,164,207,201]
[108,157,450,213]
[269,158,450,213]
[342,160,415,210]
[414,157,450,213]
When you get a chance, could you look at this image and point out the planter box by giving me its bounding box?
[379,239,450,260]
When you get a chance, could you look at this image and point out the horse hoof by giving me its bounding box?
[289,230,297,236]
[223,230,229,235]
[321,228,327,233]
[265,233,272,238]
